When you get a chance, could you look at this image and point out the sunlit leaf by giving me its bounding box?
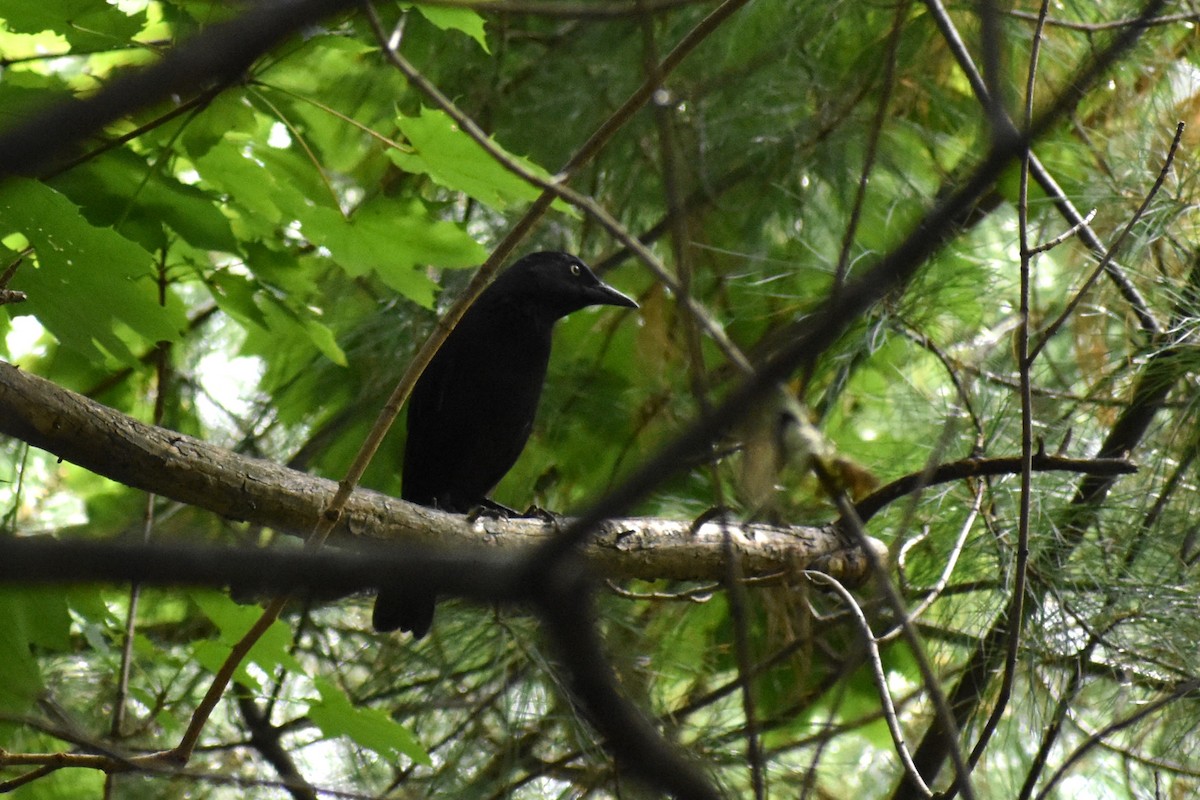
[308,677,431,766]
[299,196,485,307]
[390,108,564,213]
[413,4,489,52]
[191,591,305,679]
[0,178,187,364]
[2,0,146,50]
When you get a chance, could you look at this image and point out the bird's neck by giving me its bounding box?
[486,293,562,332]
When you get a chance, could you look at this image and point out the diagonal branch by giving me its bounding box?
[921,0,1162,336]
[0,0,356,177]
[532,0,1168,572]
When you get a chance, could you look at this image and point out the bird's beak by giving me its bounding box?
[591,281,639,310]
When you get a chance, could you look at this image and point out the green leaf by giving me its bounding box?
[308,677,431,766]
[190,591,305,681]
[290,306,348,368]
[241,243,315,296]
[2,0,146,51]
[62,585,113,629]
[390,108,565,213]
[208,271,272,331]
[208,269,348,367]
[413,4,489,52]
[191,639,267,692]
[49,148,240,254]
[193,142,295,228]
[0,178,187,364]
[4,586,71,651]
[258,293,348,367]
[0,79,73,130]
[0,588,52,712]
[255,35,380,95]
[299,196,485,307]
[180,93,259,159]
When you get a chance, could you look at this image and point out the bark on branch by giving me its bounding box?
[0,360,870,583]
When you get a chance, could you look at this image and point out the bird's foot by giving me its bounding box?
[467,498,519,522]
[522,504,564,526]
[690,505,738,534]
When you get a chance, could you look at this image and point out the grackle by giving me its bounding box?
[373,251,638,638]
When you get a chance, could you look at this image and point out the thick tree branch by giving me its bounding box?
[0,360,869,583]
[528,0,1162,570]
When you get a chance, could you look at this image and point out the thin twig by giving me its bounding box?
[0,745,381,799]
[832,0,911,294]
[878,483,983,644]
[605,570,788,601]
[532,0,1171,579]
[850,452,1136,526]
[922,0,1162,337]
[719,519,766,800]
[965,0,1050,775]
[0,39,169,66]
[818,469,978,800]
[160,596,290,764]
[0,764,62,792]
[250,88,344,213]
[370,0,718,18]
[1028,121,1184,362]
[106,246,175,797]
[1032,679,1200,800]
[635,5,761,794]
[364,2,756,378]
[0,0,349,178]
[606,579,717,602]
[1008,7,1200,32]
[0,247,30,289]
[805,570,933,798]
[1019,429,1200,798]
[895,5,1183,785]
[636,0,717,417]
[893,321,985,446]
[1027,208,1097,256]
[536,556,724,800]
[104,491,146,745]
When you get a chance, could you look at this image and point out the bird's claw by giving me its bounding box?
[523,504,564,526]
[689,505,737,534]
[467,498,519,522]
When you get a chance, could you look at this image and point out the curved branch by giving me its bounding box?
[850,453,1137,526]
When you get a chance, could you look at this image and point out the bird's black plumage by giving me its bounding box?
[373,251,638,637]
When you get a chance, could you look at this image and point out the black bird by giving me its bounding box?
[373,251,638,638]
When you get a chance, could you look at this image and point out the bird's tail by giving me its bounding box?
[373,586,436,639]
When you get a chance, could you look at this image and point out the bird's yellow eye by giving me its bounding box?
[570,263,581,277]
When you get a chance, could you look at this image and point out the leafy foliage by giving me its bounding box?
[3,0,1200,798]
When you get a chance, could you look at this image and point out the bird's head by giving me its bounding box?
[496,251,638,320]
